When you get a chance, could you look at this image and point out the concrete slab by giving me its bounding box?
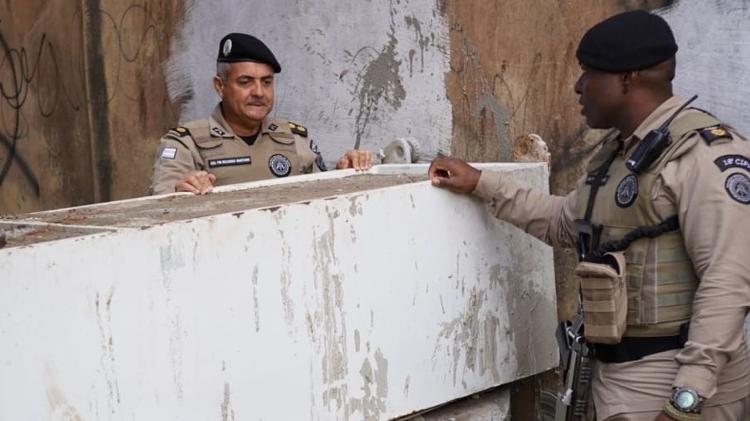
[0,163,557,420]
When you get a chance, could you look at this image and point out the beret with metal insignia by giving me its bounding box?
[217,33,281,73]
[576,10,677,73]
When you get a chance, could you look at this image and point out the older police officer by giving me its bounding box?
[429,10,750,421]
[149,33,373,195]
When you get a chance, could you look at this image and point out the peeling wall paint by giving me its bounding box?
[0,164,556,420]
[167,0,452,166]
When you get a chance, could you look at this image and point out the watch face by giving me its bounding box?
[672,388,701,412]
[675,391,696,409]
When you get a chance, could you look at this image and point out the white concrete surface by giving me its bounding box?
[167,0,452,166]
[0,163,557,421]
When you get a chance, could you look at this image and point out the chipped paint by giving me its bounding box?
[221,382,235,421]
[251,266,260,332]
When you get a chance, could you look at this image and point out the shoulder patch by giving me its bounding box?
[171,127,190,137]
[289,122,308,137]
[714,155,750,173]
[725,172,750,204]
[698,125,732,145]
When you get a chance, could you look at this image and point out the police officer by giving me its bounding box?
[429,10,750,421]
[149,33,373,195]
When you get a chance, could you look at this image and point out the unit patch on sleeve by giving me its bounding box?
[714,155,750,173]
[161,147,177,160]
[615,174,639,208]
[208,156,252,168]
[698,125,733,145]
[269,154,292,177]
[310,139,327,171]
[725,172,750,204]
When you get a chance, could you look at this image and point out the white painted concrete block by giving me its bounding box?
[0,164,557,420]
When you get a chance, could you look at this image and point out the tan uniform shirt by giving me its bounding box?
[473,96,750,418]
[149,104,325,195]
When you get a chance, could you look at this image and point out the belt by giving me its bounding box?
[593,335,685,363]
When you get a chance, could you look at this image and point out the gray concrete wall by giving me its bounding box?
[662,1,750,135]
[167,0,452,166]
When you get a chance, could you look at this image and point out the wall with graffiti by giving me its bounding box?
[0,0,182,212]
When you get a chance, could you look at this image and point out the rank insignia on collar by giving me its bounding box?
[210,126,227,137]
[699,125,732,145]
[268,123,278,131]
[289,122,308,137]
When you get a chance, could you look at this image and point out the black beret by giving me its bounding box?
[217,33,281,73]
[576,10,677,73]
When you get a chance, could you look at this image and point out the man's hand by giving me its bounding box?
[428,157,481,194]
[336,149,374,171]
[175,170,217,195]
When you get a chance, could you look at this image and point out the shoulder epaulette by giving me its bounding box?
[698,125,733,146]
[288,122,308,137]
[170,127,191,137]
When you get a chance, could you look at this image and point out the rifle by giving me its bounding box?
[554,314,592,421]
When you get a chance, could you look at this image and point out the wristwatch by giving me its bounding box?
[670,386,704,413]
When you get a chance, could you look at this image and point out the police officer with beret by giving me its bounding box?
[149,33,373,195]
[429,10,750,421]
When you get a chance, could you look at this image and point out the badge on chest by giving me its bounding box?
[268,154,292,177]
[615,174,639,208]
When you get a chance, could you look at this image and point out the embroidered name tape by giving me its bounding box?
[208,156,252,168]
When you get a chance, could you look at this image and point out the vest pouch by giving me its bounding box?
[577,251,627,345]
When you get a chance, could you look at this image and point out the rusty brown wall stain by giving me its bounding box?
[0,0,184,213]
